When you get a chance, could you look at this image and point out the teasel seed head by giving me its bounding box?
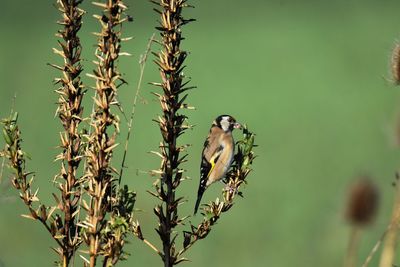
[391,42,400,85]
[346,177,379,226]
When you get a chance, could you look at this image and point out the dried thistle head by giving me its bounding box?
[391,42,400,85]
[346,177,379,226]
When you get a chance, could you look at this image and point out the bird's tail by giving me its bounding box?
[194,183,206,215]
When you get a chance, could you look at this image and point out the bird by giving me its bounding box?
[194,115,241,214]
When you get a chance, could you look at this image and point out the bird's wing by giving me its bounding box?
[195,126,231,214]
[200,146,223,182]
[195,127,223,214]
[200,126,224,182]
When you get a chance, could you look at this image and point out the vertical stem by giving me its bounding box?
[84,1,127,265]
[344,227,361,267]
[379,225,398,267]
[152,0,194,265]
[103,257,110,267]
[379,177,400,267]
[163,183,173,267]
[52,0,85,264]
[90,214,98,267]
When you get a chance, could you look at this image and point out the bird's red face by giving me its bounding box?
[216,115,241,132]
[233,122,241,129]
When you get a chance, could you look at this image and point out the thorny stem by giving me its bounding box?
[152,0,195,266]
[164,180,173,267]
[51,0,86,264]
[1,115,64,250]
[84,1,128,266]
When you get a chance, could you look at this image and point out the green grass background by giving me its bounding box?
[1,0,400,266]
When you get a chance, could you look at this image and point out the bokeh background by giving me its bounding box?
[1,0,400,266]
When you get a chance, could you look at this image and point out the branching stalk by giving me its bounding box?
[1,114,64,256]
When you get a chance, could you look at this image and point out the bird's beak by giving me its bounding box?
[234,122,242,129]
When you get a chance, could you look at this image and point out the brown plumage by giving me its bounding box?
[194,115,240,214]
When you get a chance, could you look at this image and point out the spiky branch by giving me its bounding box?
[83,1,129,266]
[2,1,139,266]
[1,1,87,266]
[51,0,86,264]
[151,0,195,266]
[1,114,66,263]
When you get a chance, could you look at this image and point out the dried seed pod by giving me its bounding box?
[391,42,400,85]
[346,177,379,226]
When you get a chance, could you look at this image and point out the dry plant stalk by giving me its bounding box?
[50,0,86,264]
[2,0,137,266]
[377,173,400,267]
[361,174,400,267]
[82,1,131,266]
[150,0,195,266]
[1,1,86,266]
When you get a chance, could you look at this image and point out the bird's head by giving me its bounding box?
[214,115,241,132]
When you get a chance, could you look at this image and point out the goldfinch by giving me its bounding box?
[194,115,241,214]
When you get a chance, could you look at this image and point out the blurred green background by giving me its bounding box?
[1,0,400,266]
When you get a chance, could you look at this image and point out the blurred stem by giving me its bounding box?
[361,224,390,267]
[362,175,400,267]
[378,177,400,267]
[379,225,398,267]
[344,226,361,267]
